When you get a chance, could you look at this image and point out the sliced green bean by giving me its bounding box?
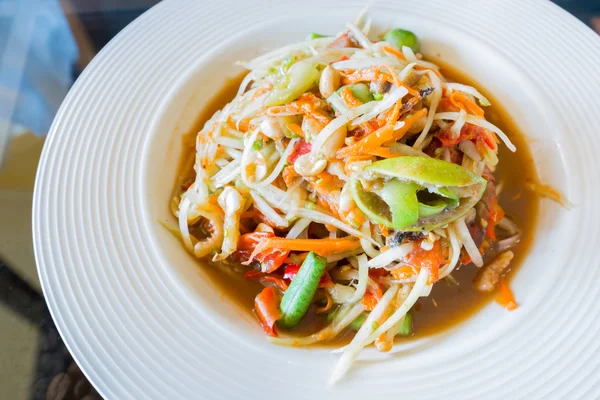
[278,252,327,329]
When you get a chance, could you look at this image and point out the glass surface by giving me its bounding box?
[0,1,596,398]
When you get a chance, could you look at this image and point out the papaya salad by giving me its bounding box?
[170,16,525,383]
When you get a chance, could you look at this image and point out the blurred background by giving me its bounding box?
[0,0,598,399]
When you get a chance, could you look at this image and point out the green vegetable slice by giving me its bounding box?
[351,177,420,230]
[366,156,485,188]
[351,156,487,231]
[350,83,374,103]
[398,313,412,336]
[418,200,447,217]
[266,62,319,107]
[384,28,420,53]
[351,177,394,227]
[278,252,327,329]
[380,179,420,228]
[350,314,367,330]
[432,187,459,208]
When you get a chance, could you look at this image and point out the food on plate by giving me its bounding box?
[169,13,538,382]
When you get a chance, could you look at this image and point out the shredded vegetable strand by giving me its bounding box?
[250,190,289,228]
[344,254,369,304]
[252,138,299,188]
[439,226,462,279]
[330,268,429,384]
[359,222,380,258]
[445,82,491,106]
[329,284,401,384]
[367,243,415,269]
[286,218,312,239]
[456,217,483,267]
[351,86,409,127]
[240,128,260,187]
[178,198,194,251]
[413,71,441,149]
[310,102,376,158]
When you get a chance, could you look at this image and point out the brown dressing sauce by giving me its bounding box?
[174,61,539,341]
[408,60,539,337]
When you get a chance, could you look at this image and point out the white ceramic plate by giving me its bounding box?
[33,0,600,398]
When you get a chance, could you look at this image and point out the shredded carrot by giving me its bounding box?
[227,117,250,132]
[450,92,484,117]
[342,67,393,85]
[311,185,345,222]
[379,225,389,237]
[414,64,442,78]
[252,236,361,259]
[352,120,381,141]
[286,122,304,137]
[380,64,401,87]
[381,64,420,97]
[315,172,335,187]
[381,45,406,60]
[336,108,427,158]
[268,96,330,125]
[317,196,332,213]
[340,86,362,107]
[496,277,518,310]
[402,83,421,98]
[344,209,366,227]
[335,124,391,159]
[387,97,404,126]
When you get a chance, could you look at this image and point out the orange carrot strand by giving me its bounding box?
[496,277,518,310]
[381,45,406,60]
